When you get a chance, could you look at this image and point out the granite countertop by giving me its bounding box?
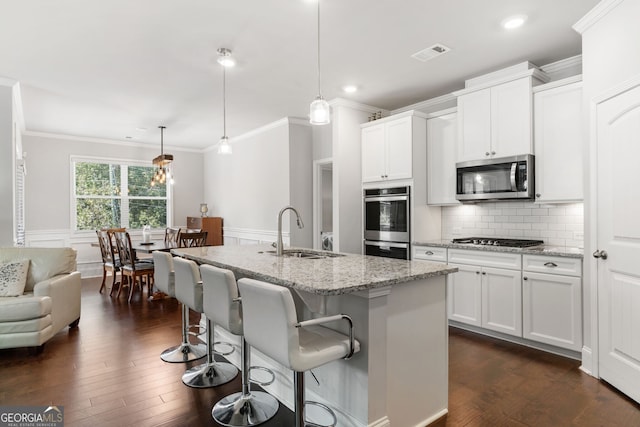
[171,244,457,296]
[413,240,584,259]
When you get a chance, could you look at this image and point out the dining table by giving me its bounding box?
[132,241,178,254]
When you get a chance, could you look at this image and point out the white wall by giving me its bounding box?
[0,85,13,246]
[22,133,203,230]
[203,118,312,246]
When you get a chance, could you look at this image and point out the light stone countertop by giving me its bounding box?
[413,240,584,259]
[172,244,457,296]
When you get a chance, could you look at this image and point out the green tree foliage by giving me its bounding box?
[74,162,167,231]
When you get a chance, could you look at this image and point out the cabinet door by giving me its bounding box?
[385,117,413,181]
[522,271,582,351]
[481,267,522,337]
[491,78,533,158]
[447,263,482,326]
[362,124,387,182]
[427,112,460,205]
[534,81,583,202]
[457,88,491,162]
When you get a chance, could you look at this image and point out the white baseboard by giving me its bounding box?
[368,417,391,427]
[580,346,596,377]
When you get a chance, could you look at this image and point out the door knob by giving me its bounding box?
[593,250,608,260]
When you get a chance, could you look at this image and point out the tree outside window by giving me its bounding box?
[73,159,169,231]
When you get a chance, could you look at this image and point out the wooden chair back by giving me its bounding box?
[113,231,136,266]
[164,227,181,245]
[178,231,208,248]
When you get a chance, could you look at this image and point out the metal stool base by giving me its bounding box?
[304,401,337,427]
[160,342,207,363]
[182,361,238,388]
[212,391,279,426]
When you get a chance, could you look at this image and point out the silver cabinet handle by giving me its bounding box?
[536,193,541,198]
[593,250,608,260]
[476,271,480,275]
[544,262,558,268]
[485,151,490,156]
[425,251,434,255]
[482,271,486,275]
[491,151,496,155]
[523,277,528,281]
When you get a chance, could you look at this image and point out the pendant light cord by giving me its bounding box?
[222,66,227,138]
[159,126,165,155]
[317,0,322,98]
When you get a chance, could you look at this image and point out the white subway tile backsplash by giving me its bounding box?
[441,202,584,247]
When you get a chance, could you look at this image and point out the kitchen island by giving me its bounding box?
[172,244,457,427]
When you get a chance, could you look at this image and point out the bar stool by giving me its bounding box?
[200,265,279,426]
[237,278,360,427]
[174,257,238,388]
[153,252,206,363]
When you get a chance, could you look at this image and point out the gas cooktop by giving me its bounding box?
[451,237,544,248]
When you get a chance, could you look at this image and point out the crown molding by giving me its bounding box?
[533,74,583,93]
[23,130,202,153]
[425,107,457,119]
[573,0,625,34]
[0,76,18,87]
[361,110,428,128]
[453,68,549,97]
[391,93,457,115]
[540,55,582,76]
[329,97,387,114]
[12,82,25,132]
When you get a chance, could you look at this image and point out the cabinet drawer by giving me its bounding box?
[413,246,447,262]
[448,249,521,270]
[523,255,582,277]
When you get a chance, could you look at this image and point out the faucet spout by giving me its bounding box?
[276,206,304,256]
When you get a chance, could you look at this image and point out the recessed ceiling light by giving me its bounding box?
[343,85,358,93]
[502,14,527,30]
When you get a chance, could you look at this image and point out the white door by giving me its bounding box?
[385,116,413,181]
[361,124,386,182]
[447,263,482,326]
[596,79,640,404]
[481,267,522,337]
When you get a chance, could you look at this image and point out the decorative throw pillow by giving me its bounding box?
[0,259,30,297]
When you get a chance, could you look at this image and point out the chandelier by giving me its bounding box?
[151,125,174,186]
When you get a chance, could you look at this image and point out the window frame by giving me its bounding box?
[70,155,173,233]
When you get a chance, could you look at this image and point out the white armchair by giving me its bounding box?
[0,247,81,352]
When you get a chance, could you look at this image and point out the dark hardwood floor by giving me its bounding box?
[1,277,639,426]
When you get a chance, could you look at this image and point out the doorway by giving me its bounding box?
[313,158,333,251]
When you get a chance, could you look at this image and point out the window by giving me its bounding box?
[72,157,171,231]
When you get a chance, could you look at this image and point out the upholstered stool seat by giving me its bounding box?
[237,278,360,427]
[174,257,237,388]
[200,265,279,426]
[153,252,206,363]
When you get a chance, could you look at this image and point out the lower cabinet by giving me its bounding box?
[522,255,583,351]
[447,249,522,337]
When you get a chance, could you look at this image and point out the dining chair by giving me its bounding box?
[164,227,181,246]
[178,231,208,248]
[96,230,121,295]
[113,231,155,302]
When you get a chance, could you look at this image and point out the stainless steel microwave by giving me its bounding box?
[456,154,534,202]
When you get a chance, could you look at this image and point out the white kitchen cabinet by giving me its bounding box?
[427,109,459,205]
[456,77,533,162]
[533,78,584,203]
[447,249,522,337]
[361,112,426,183]
[522,255,582,351]
[413,245,447,263]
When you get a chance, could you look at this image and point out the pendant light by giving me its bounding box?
[151,125,174,186]
[217,48,233,155]
[309,0,330,125]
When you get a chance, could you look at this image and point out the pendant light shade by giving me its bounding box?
[151,125,174,186]
[217,48,233,155]
[310,0,330,125]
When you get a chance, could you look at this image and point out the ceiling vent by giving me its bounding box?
[411,44,451,62]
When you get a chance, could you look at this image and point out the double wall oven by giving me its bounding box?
[363,186,411,260]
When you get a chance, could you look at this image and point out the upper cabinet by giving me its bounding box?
[427,108,459,206]
[453,63,548,163]
[361,111,426,183]
[533,77,584,203]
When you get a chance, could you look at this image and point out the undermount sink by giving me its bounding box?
[259,249,344,259]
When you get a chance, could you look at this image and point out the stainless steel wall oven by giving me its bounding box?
[363,186,410,260]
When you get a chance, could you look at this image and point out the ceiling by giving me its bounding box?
[0,0,599,150]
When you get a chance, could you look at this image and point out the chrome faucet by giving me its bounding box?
[276,206,304,256]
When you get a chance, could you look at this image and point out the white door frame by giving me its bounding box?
[312,157,333,250]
